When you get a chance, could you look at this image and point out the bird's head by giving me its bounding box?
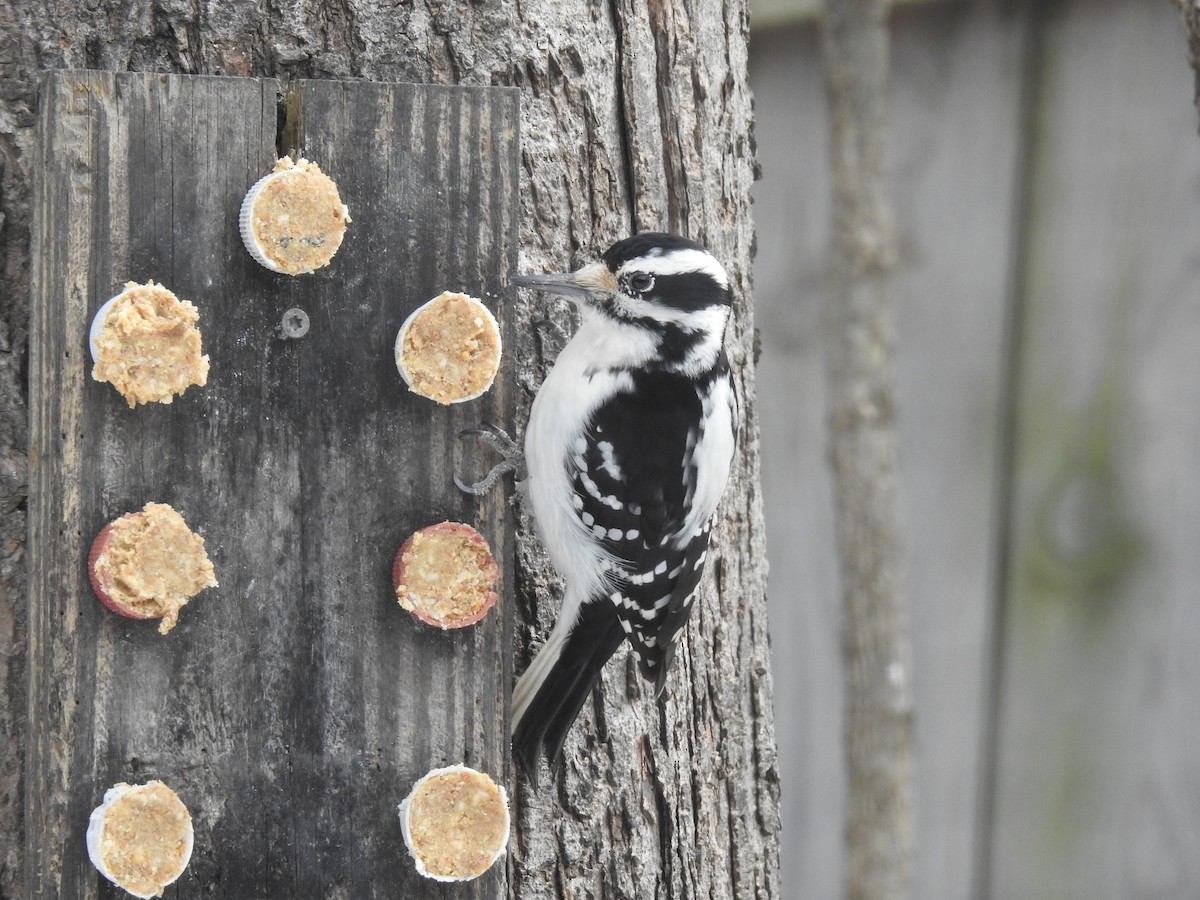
[513,233,732,328]
[513,234,733,374]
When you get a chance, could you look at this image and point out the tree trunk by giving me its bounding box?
[0,2,779,897]
[820,2,916,900]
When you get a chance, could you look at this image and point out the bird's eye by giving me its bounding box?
[627,273,655,294]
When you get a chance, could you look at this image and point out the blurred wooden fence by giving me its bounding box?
[750,1,1200,898]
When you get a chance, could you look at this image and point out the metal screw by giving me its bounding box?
[277,308,310,339]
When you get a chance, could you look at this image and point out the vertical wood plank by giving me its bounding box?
[886,7,1030,900]
[750,4,1027,897]
[748,25,843,900]
[991,2,1200,898]
[28,72,517,898]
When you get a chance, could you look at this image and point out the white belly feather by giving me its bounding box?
[524,313,657,615]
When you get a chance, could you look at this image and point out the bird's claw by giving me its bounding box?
[458,423,520,459]
[454,423,526,495]
[454,459,520,496]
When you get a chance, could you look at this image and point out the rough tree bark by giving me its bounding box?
[820,2,916,900]
[0,1,778,898]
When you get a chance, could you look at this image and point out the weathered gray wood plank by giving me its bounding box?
[990,3,1200,897]
[28,71,517,898]
[748,25,844,900]
[750,4,1027,897]
[886,8,1030,899]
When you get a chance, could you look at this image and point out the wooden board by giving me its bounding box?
[752,2,1200,898]
[27,71,518,898]
[886,7,1029,899]
[989,2,1200,897]
[747,24,845,900]
[749,5,1027,898]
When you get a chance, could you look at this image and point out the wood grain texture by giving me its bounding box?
[28,71,517,899]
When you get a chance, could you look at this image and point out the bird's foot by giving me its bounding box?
[454,423,526,495]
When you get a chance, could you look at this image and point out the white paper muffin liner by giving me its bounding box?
[88,293,121,363]
[394,293,502,404]
[239,168,294,274]
[86,782,194,899]
[397,764,510,882]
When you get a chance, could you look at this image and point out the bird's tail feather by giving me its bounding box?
[512,600,626,781]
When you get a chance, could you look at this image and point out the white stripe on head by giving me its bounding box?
[613,298,729,331]
[605,300,729,375]
[615,248,729,291]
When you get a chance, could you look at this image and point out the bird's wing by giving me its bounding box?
[570,364,737,688]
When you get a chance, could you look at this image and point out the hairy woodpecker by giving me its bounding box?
[468,233,739,776]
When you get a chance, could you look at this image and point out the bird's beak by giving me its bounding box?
[511,262,618,301]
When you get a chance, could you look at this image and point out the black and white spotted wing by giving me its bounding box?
[568,364,736,692]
